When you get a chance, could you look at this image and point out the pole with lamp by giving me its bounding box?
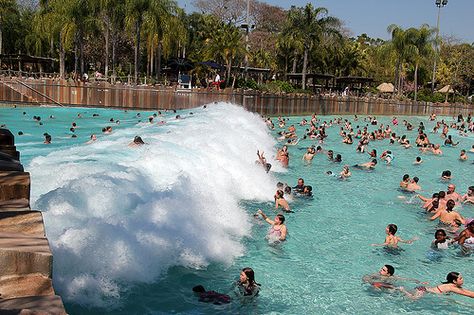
[431,0,448,93]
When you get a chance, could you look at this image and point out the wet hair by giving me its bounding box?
[284,186,291,194]
[18,131,23,135]
[385,265,395,276]
[441,170,451,177]
[438,191,446,199]
[276,190,284,198]
[443,272,460,284]
[276,182,284,189]
[372,159,377,164]
[416,156,421,162]
[241,267,260,287]
[413,177,419,183]
[446,199,455,212]
[192,285,206,293]
[403,174,410,181]
[387,224,398,235]
[276,214,285,224]
[435,229,446,237]
[133,136,145,144]
[304,185,312,192]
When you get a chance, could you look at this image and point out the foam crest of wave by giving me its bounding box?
[29,103,279,307]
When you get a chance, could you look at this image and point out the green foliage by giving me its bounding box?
[235,78,259,90]
[260,80,295,93]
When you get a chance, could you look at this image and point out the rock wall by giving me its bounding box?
[0,129,66,314]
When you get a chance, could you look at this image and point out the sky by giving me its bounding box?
[178,0,474,43]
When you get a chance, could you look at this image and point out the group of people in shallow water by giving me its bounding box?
[253,112,474,305]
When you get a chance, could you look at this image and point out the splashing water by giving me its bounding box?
[28,103,280,307]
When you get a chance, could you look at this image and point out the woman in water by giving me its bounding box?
[235,268,260,297]
[274,189,291,212]
[371,224,417,248]
[256,210,287,242]
[340,165,351,179]
[401,272,474,299]
[430,199,465,226]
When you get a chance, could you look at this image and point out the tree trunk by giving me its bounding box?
[0,23,3,54]
[50,37,54,70]
[59,34,65,79]
[284,55,288,81]
[394,58,400,92]
[292,50,297,73]
[74,39,79,75]
[80,37,84,75]
[104,20,109,78]
[226,57,232,86]
[414,62,418,102]
[156,41,162,81]
[112,34,116,76]
[302,48,308,90]
[134,20,142,84]
[150,44,154,77]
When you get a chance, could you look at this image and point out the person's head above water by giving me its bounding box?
[133,136,145,144]
[386,224,398,235]
[380,264,395,276]
[443,272,463,286]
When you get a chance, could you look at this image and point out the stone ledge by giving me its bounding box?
[0,233,52,277]
[0,274,54,299]
[0,212,45,237]
[0,295,66,315]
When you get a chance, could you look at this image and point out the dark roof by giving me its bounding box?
[232,66,271,73]
[336,76,374,83]
[287,73,335,80]
[0,54,58,63]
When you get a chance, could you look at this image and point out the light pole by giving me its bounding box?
[431,0,448,93]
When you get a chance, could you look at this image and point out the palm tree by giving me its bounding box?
[404,25,434,101]
[387,24,407,94]
[203,21,244,87]
[0,0,18,55]
[286,4,341,90]
[125,0,151,83]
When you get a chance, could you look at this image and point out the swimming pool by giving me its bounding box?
[1,103,473,314]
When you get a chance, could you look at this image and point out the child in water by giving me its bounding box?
[235,267,260,297]
[371,224,418,248]
[431,229,453,250]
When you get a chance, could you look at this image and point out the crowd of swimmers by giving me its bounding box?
[254,112,474,304]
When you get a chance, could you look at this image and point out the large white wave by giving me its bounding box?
[29,103,279,307]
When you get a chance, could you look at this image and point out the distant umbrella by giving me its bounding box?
[377,82,395,93]
[168,58,194,72]
[198,60,225,70]
[437,85,454,94]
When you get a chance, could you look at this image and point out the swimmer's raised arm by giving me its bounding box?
[257,209,274,225]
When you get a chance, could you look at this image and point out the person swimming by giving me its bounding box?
[371,224,417,248]
[129,136,145,147]
[235,268,261,297]
[431,229,452,250]
[400,272,474,299]
[354,159,377,170]
[192,285,230,304]
[256,210,287,242]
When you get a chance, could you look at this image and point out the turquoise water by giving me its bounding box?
[1,104,473,314]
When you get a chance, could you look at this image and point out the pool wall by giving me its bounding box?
[1,76,473,116]
[0,129,67,314]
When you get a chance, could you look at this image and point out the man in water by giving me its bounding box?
[406,177,421,192]
[446,184,462,203]
[293,178,305,194]
[355,159,377,169]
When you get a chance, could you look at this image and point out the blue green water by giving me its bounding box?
[0,103,473,314]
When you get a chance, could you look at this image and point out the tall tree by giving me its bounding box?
[404,25,434,101]
[285,4,340,90]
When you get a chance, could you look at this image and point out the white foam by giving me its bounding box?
[30,103,279,307]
